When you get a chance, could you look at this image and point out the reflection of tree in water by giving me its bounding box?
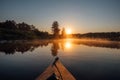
[0,39,119,55]
[0,40,49,54]
[51,41,60,57]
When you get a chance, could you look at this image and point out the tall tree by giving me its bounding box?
[51,21,60,38]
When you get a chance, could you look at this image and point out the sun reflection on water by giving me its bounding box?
[65,42,71,49]
[65,41,72,49]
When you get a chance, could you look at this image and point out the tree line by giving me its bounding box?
[0,20,49,40]
[0,20,119,41]
[0,20,67,40]
[73,32,120,41]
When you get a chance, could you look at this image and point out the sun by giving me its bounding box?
[66,28,72,34]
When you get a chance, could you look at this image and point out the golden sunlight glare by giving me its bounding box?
[65,42,71,49]
[66,28,72,34]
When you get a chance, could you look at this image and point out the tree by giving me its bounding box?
[4,20,17,29]
[51,21,60,38]
[17,22,31,31]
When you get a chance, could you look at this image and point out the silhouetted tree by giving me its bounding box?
[51,21,60,38]
[17,22,31,31]
[1,20,17,29]
[73,32,120,41]
[0,20,50,40]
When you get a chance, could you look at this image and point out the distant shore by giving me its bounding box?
[0,20,120,41]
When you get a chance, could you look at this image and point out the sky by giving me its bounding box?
[0,0,120,33]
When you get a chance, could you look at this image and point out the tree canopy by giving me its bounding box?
[0,20,49,40]
[51,21,60,38]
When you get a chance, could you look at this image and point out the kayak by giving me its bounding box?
[36,57,76,80]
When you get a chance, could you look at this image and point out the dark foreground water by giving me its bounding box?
[0,39,120,80]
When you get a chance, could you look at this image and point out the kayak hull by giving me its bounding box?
[36,59,76,80]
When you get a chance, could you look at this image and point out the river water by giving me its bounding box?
[0,39,120,80]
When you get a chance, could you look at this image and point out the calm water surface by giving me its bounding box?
[0,39,120,80]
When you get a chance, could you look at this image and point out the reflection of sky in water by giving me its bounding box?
[0,39,120,80]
